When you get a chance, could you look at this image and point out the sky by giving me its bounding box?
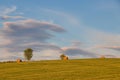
[0,0,120,61]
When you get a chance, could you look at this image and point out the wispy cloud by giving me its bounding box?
[95,0,120,10]
[71,40,81,47]
[82,27,120,57]
[1,15,24,20]
[0,6,16,16]
[83,27,120,45]
[41,8,80,26]
[0,6,25,20]
[97,46,120,51]
[62,47,97,58]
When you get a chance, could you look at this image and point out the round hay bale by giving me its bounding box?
[16,59,22,63]
[63,56,68,60]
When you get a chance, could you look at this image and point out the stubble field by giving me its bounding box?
[1,59,120,80]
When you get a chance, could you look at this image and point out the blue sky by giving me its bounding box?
[0,0,120,61]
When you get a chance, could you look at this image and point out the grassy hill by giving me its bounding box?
[1,58,120,80]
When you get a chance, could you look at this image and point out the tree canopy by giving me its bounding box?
[24,48,33,61]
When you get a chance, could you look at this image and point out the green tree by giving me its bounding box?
[24,48,33,61]
[60,54,66,60]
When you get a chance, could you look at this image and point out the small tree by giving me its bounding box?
[24,48,33,61]
[60,54,66,60]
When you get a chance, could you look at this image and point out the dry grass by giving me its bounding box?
[1,58,120,80]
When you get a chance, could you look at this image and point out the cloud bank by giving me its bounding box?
[0,19,65,61]
[62,47,97,58]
